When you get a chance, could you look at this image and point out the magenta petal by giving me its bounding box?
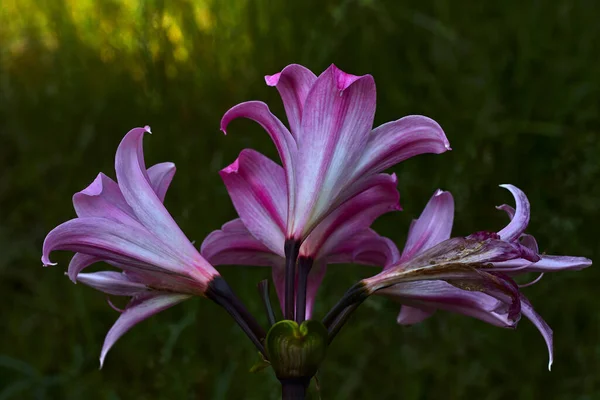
[397,305,435,325]
[115,128,203,266]
[301,173,400,260]
[354,115,451,179]
[402,189,454,261]
[494,255,593,272]
[201,219,281,266]
[292,65,377,238]
[42,217,188,274]
[100,293,190,367]
[497,185,530,242]
[380,280,515,328]
[220,101,297,222]
[147,162,176,203]
[219,150,287,255]
[265,64,317,137]
[76,271,149,296]
[520,296,553,370]
[72,173,137,223]
[68,253,101,282]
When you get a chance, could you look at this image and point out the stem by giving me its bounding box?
[258,279,276,326]
[281,378,309,400]
[322,281,368,328]
[284,239,301,320]
[295,257,313,323]
[207,277,266,355]
[327,300,365,344]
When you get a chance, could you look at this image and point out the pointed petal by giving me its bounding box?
[67,253,101,282]
[402,189,454,260]
[293,65,377,238]
[354,115,450,179]
[265,64,317,136]
[397,305,435,325]
[494,255,593,273]
[220,101,297,225]
[115,127,214,277]
[380,280,515,328]
[72,173,137,223]
[42,217,190,275]
[520,296,553,370]
[497,185,530,242]
[76,271,149,296]
[301,173,400,259]
[201,219,281,266]
[219,150,287,255]
[100,293,190,367]
[147,162,176,203]
[496,204,515,219]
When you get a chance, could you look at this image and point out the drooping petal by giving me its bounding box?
[220,101,297,224]
[265,64,317,137]
[201,219,281,266]
[380,280,515,328]
[67,253,101,282]
[396,305,435,325]
[497,185,530,242]
[364,257,522,320]
[43,217,191,275]
[301,173,400,259]
[353,115,451,179]
[147,162,176,203]
[493,255,593,273]
[402,189,454,260]
[219,150,287,255]
[76,271,149,296]
[72,173,137,223]
[292,65,377,239]
[115,127,215,276]
[520,296,553,370]
[100,293,190,367]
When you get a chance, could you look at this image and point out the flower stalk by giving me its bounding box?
[284,239,301,320]
[295,257,314,323]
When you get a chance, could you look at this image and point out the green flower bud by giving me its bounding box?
[265,320,328,380]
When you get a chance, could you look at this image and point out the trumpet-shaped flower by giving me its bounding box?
[42,126,220,366]
[221,63,450,242]
[201,149,400,319]
[361,185,592,369]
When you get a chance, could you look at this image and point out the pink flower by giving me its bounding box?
[42,126,220,366]
[201,149,400,320]
[220,63,450,242]
[361,185,592,370]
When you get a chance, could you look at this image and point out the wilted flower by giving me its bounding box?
[201,149,400,320]
[42,127,222,365]
[220,63,450,242]
[359,185,592,369]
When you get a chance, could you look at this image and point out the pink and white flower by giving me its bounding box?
[362,185,592,370]
[42,126,220,366]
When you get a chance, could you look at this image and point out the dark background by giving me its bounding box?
[1,1,598,399]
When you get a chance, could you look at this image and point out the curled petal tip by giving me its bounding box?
[220,158,240,175]
[143,125,152,134]
[41,255,57,267]
[264,73,281,86]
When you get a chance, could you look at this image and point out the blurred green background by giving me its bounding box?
[1,0,598,399]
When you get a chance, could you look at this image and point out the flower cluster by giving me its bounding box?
[42,64,591,396]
